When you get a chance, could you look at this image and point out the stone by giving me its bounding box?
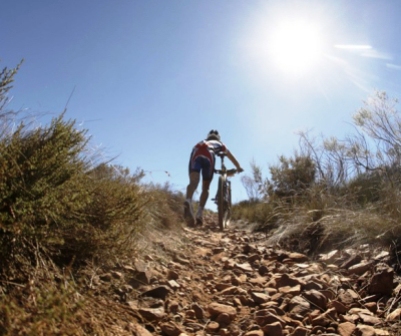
[138,307,166,322]
[159,322,185,336]
[167,300,180,314]
[244,330,264,336]
[192,303,204,319]
[255,311,286,328]
[168,280,180,289]
[216,312,231,325]
[251,292,270,304]
[328,300,347,314]
[235,262,253,272]
[278,284,301,295]
[288,296,311,315]
[167,269,179,280]
[208,302,237,320]
[338,322,356,336]
[368,267,394,295]
[291,326,309,336]
[140,285,170,300]
[340,254,362,269]
[348,262,372,275]
[385,307,401,321]
[276,274,301,288]
[303,289,328,310]
[206,321,220,332]
[356,324,376,336]
[262,321,283,336]
[338,289,358,305]
[131,323,154,336]
[288,252,308,263]
[319,250,341,262]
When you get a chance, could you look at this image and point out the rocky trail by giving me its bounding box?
[96,214,401,336]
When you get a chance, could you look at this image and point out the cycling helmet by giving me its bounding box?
[206,129,220,141]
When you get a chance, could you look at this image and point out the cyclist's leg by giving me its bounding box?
[186,171,200,201]
[196,179,210,225]
[199,179,211,210]
[197,159,214,223]
[185,158,201,222]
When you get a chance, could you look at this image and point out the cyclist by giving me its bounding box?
[184,130,244,226]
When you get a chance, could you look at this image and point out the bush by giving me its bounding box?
[0,282,83,336]
[266,154,316,200]
[54,163,148,266]
[0,60,188,334]
[232,200,275,228]
[143,182,185,230]
[0,114,91,277]
[0,112,151,280]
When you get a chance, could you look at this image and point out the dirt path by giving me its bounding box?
[98,214,401,335]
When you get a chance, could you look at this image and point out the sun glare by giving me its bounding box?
[269,20,323,76]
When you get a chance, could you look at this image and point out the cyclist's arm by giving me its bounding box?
[225,149,244,172]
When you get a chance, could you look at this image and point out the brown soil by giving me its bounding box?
[89,213,401,336]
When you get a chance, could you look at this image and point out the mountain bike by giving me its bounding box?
[213,153,238,231]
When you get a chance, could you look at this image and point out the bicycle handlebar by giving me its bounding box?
[214,168,238,176]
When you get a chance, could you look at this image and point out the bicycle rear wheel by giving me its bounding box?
[217,176,230,231]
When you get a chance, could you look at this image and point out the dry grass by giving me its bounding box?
[233,181,401,260]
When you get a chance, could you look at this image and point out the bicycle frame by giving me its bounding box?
[214,153,237,230]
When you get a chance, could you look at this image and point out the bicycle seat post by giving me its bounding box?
[221,155,226,172]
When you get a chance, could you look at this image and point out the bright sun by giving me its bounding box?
[269,20,323,76]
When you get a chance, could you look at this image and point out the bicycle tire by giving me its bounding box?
[226,180,232,225]
[217,176,230,230]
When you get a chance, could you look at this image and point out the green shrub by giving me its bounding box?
[0,283,83,336]
[0,112,150,279]
[0,114,91,277]
[232,199,284,231]
[266,154,316,200]
[344,170,382,205]
[0,60,22,111]
[0,60,195,334]
[62,163,147,263]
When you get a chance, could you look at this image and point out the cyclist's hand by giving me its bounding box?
[237,167,244,173]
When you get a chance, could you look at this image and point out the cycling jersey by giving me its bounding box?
[188,140,227,180]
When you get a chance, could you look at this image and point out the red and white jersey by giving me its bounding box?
[190,140,227,164]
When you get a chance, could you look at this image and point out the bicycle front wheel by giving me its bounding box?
[217,176,230,231]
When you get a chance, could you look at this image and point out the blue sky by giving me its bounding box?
[2,0,401,207]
